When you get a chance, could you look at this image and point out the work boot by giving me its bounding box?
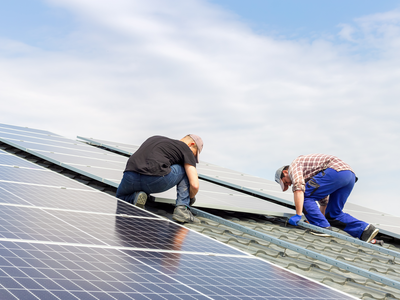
[361,224,379,243]
[132,191,147,209]
[172,205,201,224]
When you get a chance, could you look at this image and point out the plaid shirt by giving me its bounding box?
[289,154,355,193]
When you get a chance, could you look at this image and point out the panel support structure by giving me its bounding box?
[191,207,400,291]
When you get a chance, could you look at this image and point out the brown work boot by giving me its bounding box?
[172,205,201,224]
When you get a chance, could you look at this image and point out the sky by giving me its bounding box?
[1,0,400,217]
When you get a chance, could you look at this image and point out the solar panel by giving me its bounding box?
[77,136,400,239]
[0,124,293,216]
[0,241,356,300]
[0,125,126,185]
[0,125,357,299]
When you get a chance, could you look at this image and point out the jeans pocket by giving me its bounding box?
[305,179,320,197]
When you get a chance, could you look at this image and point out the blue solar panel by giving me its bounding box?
[0,124,126,186]
[0,124,358,299]
[0,241,355,300]
[0,181,146,215]
[0,164,92,190]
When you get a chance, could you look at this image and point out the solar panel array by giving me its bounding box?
[77,136,400,239]
[0,124,358,299]
[0,124,293,216]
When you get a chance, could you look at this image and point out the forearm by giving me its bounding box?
[293,190,304,215]
[184,164,199,199]
[189,186,198,198]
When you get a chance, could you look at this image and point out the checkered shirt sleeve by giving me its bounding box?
[288,154,354,193]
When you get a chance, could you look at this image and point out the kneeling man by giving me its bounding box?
[117,134,203,224]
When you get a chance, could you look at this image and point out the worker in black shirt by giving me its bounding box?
[116,134,203,223]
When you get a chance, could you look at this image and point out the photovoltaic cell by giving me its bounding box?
[0,153,45,170]
[0,124,60,136]
[0,204,240,254]
[127,250,353,299]
[0,165,92,190]
[0,182,148,216]
[0,205,110,245]
[0,131,73,147]
[0,184,154,219]
[8,139,127,165]
[0,124,127,186]
[48,209,242,255]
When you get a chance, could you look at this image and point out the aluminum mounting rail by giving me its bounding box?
[298,221,400,260]
[191,207,400,291]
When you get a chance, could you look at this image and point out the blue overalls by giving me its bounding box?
[303,168,368,239]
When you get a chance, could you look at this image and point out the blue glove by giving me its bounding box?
[288,214,302,226]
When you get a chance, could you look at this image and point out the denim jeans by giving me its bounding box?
[303,168,368,238]
[116,164,190,206]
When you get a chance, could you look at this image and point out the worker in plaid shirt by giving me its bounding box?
[275,154,379,242]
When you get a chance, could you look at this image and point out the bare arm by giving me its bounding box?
[184,163,199,198]
[293,190,304,215]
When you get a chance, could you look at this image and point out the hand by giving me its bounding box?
[190,197,196,206]
[288,214,302,226]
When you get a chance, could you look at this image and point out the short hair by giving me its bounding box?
[183,135,198,149]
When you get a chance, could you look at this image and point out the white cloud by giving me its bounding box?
[338,23,356,41]
[1,0,400,215]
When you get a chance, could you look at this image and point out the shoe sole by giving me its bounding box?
[310,232,331,237]
[366,228,379,243]
[172,215,185,223]
[134,193,147,209]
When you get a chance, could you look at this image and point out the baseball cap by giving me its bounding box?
[275,165,287,191]
[189,134,203,163]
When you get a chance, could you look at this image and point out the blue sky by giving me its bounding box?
[211,0,400,38]
[1,0,400,216]
[0,1,72,48]
[3,1,400,48]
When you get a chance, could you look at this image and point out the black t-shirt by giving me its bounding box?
[124,136,197,176]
